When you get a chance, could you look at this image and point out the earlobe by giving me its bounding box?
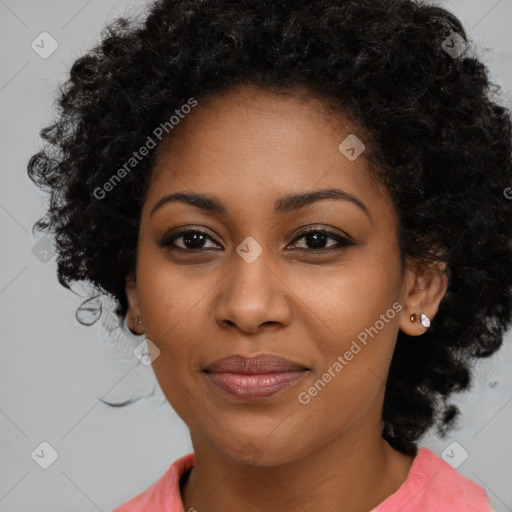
[125,275,145,335]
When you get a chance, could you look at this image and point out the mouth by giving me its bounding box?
[202,354,310,401]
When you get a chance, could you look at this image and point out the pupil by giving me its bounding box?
[184,232,205,248]
[307,231,326,248]
[181,231,329,249]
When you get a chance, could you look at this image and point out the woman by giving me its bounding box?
[27,0,511,510]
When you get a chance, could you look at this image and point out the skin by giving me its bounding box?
[124,84,448,512]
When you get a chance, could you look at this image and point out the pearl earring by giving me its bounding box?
[410,313,430,328]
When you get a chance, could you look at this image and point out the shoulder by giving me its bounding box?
[111,453,195,512]
[374,447,494,512]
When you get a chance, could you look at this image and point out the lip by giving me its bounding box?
[203,354,309,401]
[204,354,308,374]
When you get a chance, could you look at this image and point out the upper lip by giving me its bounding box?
[203,354,309,374]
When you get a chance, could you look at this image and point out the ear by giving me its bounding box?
[399,257,449,336]
[125,273,144,335]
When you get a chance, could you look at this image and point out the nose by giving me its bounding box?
[213,247,292,334]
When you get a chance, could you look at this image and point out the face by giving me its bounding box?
[125,84,445,466]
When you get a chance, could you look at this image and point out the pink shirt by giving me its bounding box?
[111,448,495,511]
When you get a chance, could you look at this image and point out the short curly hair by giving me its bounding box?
[27,0,512,456]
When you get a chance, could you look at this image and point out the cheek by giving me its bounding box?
[295,248,402,349]
[293,250,402,407]
[295,310,399,443]
[134,258,211,399]
[136,247,216,343]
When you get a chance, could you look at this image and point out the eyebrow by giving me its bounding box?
[149,188,370,219]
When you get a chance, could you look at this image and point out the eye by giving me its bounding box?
[158,229,221,251]
[158,227,355,253]
[288,228,354,252]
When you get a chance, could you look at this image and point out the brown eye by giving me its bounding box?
[158,229,221,251]
[288,228,354,252]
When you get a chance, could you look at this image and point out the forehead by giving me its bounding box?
[153,84,357,165]
[144,84,392,222]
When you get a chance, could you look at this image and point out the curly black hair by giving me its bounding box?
[27,0,512,456]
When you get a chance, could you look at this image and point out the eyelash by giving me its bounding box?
[158,227,355,254]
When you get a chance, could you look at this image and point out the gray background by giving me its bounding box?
[1,0,511,510]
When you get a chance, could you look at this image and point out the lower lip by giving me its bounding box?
[204,371,307,401]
